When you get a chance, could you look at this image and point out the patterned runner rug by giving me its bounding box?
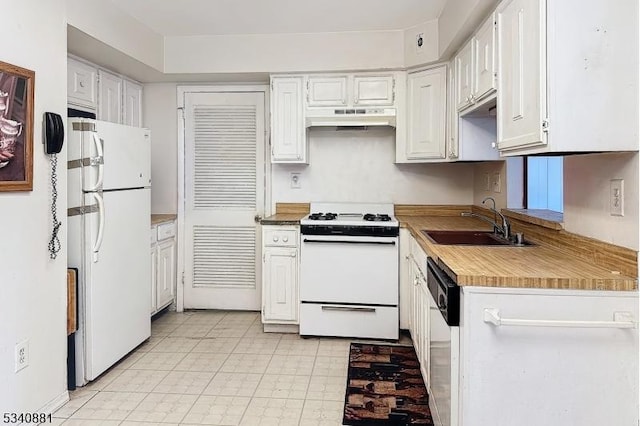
[343,343,434,425]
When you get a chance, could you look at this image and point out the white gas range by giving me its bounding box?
[299,202,399,340]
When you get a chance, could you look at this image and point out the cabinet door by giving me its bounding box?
[353,75,395,106]
[307,76,348,107]
[150,244,158,314]
[455,42,474,111]
[406,67,447,160]
[156,238,176,309]
[123,80,143,127]
[263,247,298,322]
[98,69,122,124]
[496,0,547,152]
[446,63,459,160]
[271,77,306,163]
[67,57,97,111]
[474,14,497,100]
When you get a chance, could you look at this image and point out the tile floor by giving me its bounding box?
[52,310,411,426]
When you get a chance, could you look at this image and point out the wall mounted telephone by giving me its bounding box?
[44,112,64,154]
[44,112,64,259]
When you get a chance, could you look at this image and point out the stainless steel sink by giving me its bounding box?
[422,230,533,246]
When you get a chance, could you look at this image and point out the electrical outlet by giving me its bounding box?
[416,33,425,54]
[290,172,301,189]
[492,172,502,193]
[610,179,624,216]
[15,340,28,372]
[484,173,491,191]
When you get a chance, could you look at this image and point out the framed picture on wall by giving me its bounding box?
[0,60,34,191]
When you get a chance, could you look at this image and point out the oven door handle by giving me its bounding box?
[303,239,396,245]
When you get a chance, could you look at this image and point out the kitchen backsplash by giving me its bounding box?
[271,128,475,210]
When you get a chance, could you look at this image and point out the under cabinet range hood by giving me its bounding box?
[305,107,396,128]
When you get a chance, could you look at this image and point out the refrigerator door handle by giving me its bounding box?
[86,133,104,192]
[92,192,105,263]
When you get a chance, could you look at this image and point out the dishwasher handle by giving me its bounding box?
[303,239,396,245]
[483,308,637,329]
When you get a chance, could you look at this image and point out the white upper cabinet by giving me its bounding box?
[307,76,348,107]
[98,69,123,124]
[353,75,395,106]
[304,73,397,109]
[67,56,144,127]
[455,42,474,111]
[497,0,638,155]
[455,13,497,113]
[474,14,497,101]
[67,57,97,111]
[496,0,546,152]
[123,80,143,127]
[270,76,307,163]
[400,66,447,161]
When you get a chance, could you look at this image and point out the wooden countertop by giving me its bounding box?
[151,214,177,225]
[398,215,637,291]
[261,213,305,225]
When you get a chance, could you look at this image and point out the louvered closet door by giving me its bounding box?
[183,92,265,310]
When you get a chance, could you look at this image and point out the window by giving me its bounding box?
[526,157,563,212]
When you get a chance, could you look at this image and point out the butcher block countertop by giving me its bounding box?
[261,213,306,225]
[151,214,177,225]
[398,215,637,291]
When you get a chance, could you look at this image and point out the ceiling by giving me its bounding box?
[108,0,448,37]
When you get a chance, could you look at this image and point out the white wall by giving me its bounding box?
[66,0,164,71]
[563,153,639,250]
[472,161,507,209]
[438,0,498,58]
[164,31,405,74]
[404,20,439,68]
[0,0,68,412]
[271,128,475,207]
[143,83,178,214]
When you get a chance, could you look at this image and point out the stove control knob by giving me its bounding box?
[273,236,279,242]
[283,236,289,242]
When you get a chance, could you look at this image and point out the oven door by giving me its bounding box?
[299,234,398,305]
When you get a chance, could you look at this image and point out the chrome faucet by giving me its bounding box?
[461,197,510,240]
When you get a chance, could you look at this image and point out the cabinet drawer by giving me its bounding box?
[300,303,398,339]
[264,228,298,247]
[157,221,176,240]
[150,226,157,244]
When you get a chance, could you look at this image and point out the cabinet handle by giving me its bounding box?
[283,236,289,242]
[483,308,637,329]
[290,252,296,257]
[79,81,85,88]
[273,236,279,242]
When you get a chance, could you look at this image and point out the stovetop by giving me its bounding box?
[300,202,399,227]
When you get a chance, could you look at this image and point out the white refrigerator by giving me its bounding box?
[67,118,151,385]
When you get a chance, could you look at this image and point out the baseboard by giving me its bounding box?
[39,390,69,415]
[263,323,299,333]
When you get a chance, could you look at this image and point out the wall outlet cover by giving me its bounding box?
[290,172,301,189]
[610,179,624,216]
[484,173,491,191]
[492,172,502,193]
[15,340,28,372]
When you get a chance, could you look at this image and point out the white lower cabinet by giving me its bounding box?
[151,221,177,315]
[262,226,299,325]
[459,286,639,426]
[406,233,430,385]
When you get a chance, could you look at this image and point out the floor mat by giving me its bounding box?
[343,343,434,425]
